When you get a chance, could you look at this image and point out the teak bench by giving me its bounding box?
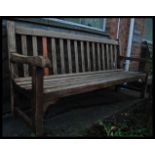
[7,21,149,136]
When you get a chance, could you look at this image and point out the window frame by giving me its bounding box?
[12,18,109,37]
[48,18,107,32]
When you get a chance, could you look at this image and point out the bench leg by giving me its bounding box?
[140,83,147,98]
[115,85,120,92]
[10,81,16,117]
[140,75,148,98]
[148,84,152,100]
[32,100,44,136]
[32,67,44,136]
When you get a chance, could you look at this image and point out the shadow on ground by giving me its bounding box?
[2,87,152,137]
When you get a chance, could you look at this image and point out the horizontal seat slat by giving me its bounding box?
[14,70,146,95]
[45,73,145,95]
[15,69,123,83]
[19,73,145,92]
[16,70,125,88]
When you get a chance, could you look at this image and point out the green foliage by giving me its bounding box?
[84,120,151,137]
[84,102,152,137]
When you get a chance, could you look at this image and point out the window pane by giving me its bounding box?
[60,18,81,24]
[144,18,152,42]
[81,18,103,29]
[60,18,104,30]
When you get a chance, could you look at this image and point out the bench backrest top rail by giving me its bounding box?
[15,25,118,45]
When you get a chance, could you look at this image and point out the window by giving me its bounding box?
[143,18,153,43]
[58,18,106,31]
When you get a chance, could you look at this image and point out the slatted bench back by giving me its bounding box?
[7,21,120,77]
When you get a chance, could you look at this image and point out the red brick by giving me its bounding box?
[106,18,145,71]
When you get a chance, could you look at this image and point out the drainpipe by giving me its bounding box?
[125,18,135,71]
[116,18,120,39]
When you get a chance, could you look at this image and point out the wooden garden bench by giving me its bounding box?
[7,21,148,136]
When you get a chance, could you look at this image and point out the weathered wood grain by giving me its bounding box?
[10,53,51,68]
[117,39,121,68]
[15,70,146,92]
[60,39,65,73]
[110,44,114,69]
[114,45,117,69]
[101,44,105,70]
[42,37,49,75]
[21,35,29,76]
[74,41,79,73]
[92,42,96,70]
[15,107,32,127]
[51,38,57,74]
[97,43,101,70]
[80,41,85,72]
[7,21,18,117]
[119,55,152,63]
[32,66,44,136]
[106,44,110,69]
[67,40,72,73]
[16,25,118,45]
[86,42,91,71]
[32,36,38,56]
[15,69,123,83]
[7,21,18,77]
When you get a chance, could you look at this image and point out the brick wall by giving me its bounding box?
[130,18,145,71]
[106,18,130,56]
[106,18,117,39]
[106,18,145,71]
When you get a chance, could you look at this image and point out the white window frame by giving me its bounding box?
[44,18,106,32]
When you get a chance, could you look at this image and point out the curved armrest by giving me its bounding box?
[10,53,51,68]
[119,55,152,63]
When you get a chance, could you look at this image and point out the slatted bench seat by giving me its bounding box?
[7,21,149,136]
[15,69,145,95]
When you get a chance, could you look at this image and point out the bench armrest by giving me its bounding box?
[119,55,152,63]
[10,53,51,68]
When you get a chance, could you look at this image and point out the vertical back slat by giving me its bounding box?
[97,43,101,70]
[42,37,49,75]
[86,42,91,71]
[106,44,110,69]
[101,44,105,70]
[51,38,57,74]
[7,21,18,77]
[92,42,96,70]
[60,39,65,73]
[110,44,114,69]
[67,40,72,73]
[117,39,122,68]
[32,36,38,56]
[80,41,85,72]
[74,41,79,73]
[21,35,29,76]
[114,45,117,69]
